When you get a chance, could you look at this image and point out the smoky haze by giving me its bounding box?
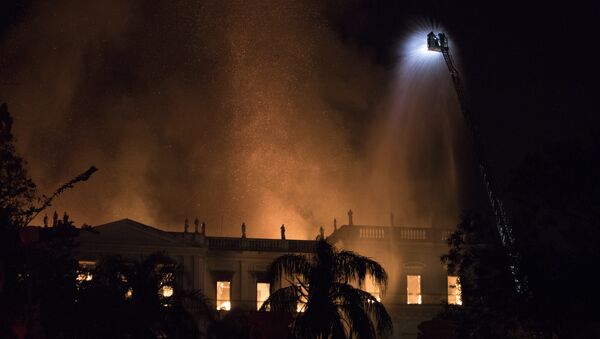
[1,1,471,239]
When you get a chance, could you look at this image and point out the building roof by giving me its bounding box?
[78,218,190,246]
[78,218,317,253]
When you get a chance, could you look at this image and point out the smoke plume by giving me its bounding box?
[1,1,469,238]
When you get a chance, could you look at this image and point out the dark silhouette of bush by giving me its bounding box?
[441,136,600,339]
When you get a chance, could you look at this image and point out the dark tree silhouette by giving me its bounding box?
[440,211,535,339]
[0,103,97,338]
[0,103,37,224]
[76,251,214,338]
[261,239,392,339]
[1,103,210,338]
[441,137,600,339]
[207,308,251,339]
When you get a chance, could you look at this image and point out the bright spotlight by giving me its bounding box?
[426,32,448,52]
[398,26,445,74]
[404,31,439,59]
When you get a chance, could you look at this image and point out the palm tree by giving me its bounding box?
[261,239,392,339]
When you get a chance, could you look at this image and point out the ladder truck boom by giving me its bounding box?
[427,32,526,294]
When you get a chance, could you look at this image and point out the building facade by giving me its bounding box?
[76,216,458,338]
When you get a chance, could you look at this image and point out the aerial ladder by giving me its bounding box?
[427,32,526,294]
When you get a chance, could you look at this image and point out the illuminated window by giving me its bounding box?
[280,274,307,312]
[293,275,308,312]
[125,288,133,299]
[364,275,381,302]
[76,260,95,282]
[159,272,174,298]
[257,282,270,310]
[216,281,231,310]
[160,285,174,298]
[447,276,462,305]
[155,264,175,302]
[407,275,422,304]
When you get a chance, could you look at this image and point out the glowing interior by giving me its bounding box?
[216,281,231,310]
[448,275,462,305]
[407,275,422,304]
[160,285,174,298]
[364,275,381,302]
[257,282,270,310]
[76,260,95,282]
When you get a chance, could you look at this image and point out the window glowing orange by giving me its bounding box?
[257,282,270,310]
[448,276,462,305]
[216,281,231,310]
[407,275,422,304]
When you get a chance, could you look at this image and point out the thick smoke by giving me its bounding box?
[1,1,469,238]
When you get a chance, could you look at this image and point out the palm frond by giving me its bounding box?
[267,254,311,284]
[265,240,392,339]
[260,285,300,313]
[335,250,388,292]
[291,313,320,339]
[338,300,376,339]
[330,315,348,339]
[331,283,392,337]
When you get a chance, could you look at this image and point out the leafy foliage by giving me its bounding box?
[75,252,214,338]
[262,239,392,339]
[441,137,600,339]
[441,211,539,339]
[0,103,37,226]
[0,103,101,338]
[1,103,208,338]
[207,308,251,339]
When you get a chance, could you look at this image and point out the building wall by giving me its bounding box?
[76,219,456,339]
[328,225,455,338]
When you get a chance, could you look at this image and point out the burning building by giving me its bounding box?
[76,211,458,338]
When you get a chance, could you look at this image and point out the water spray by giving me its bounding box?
[426,31,527,295]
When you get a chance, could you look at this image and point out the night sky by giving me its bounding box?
[1,0,597,238]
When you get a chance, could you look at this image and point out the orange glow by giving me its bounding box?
[407,275,422,304]
[364,275,381,302]
[160,285,174,298]
[216,281,231,310]
[257,282,270,310]
[13,4,465,242]
[76,260,95,282]
[448,276,462,305]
